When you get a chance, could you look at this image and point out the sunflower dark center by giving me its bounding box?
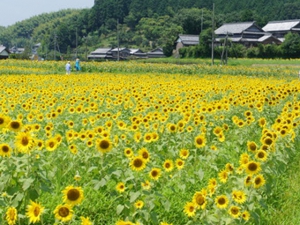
[58,207,69,217]
[49,142,55,148]
[231,208,239,214]
[196,138,203,145]
[142,152,149,159]
[133,158,143,167]
[196,195,205,205]
[34,207,40,216]
[248,162,258,171]
[0,118,4,124]
[11,121,20,129]
[218,198,225,205]
[264,138,273,145]
[255,178,261,185]
[67,189,80,201]
[21,137,29,146]
[100,140,109,149]
[151,170,158,177]
[2,145,9,153]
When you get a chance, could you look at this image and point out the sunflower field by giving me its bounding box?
[0,59,300,225]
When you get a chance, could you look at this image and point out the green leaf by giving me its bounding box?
[130,191,140,203]
[116,204,124,215]
[150,211,159,224]
[161,199,171,212]
[22,178,35,191]
[12,193,24,207]
[28,189,39,200]
[94,178,107,190]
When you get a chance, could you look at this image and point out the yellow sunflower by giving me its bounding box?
[232,190,247,204]
[0,114,11,129]
[241,210,251,221]
[15,132,34,153]
[183,201,197,217]
[143,132,152,143]
[45,138,58,152]
[138,148,150,162]
[245,161,261,175]
[53,204,73,222]
[26,200,45,224]
[218,170,228,183]
[96,138,113,154]
[225,163,234,174]
[116,182,126,193]
[0,143,12,157]
[130,156,146,172]
[192,192,207,209]
[7,120,22,132]
[80,216,93,225]
[160,222,173,225]
[6,207,17,225]
[141,180,151,190]
[215,195,229,209]
[253,174,266,188]
[228,205,241,218]
[149,168,162,180]
[255,150,268,161]
[124,148,133,158]
[163,159,174,172]
[179,149,189,159]
[247,141,258,152]
[244,175,252,187]
[175,158,185,170]
[194,134,206,148]
[62,186,84,206]
[134,200,144,209]
[69,144,78,155]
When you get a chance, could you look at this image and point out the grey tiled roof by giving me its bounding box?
[177,34,199,45]
[262,20,300,32]
[215,22,257,35]
[0,45,6,52]
[91,48,112,54]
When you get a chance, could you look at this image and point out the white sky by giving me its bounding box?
[1,0,94,27]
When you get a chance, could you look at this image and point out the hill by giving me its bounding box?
[1,0,300,59]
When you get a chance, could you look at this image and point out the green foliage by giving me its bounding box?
[280,32,300,58]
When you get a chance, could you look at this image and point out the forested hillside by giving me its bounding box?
[1,0,300,60]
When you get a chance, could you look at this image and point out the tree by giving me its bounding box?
[174,8,212,34]
[280,32,300,58]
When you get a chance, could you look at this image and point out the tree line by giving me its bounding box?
[1,0,300,60]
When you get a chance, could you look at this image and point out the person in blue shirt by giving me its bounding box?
[65,61,71,75]
[75,58,81,71]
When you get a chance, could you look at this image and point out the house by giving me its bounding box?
[174,34,199,55]
[262,19,300,42]
[110,48,131,60]
[9,46,25,54]
[0,45,10,59]
[147,48,166,58]
[129,49,148,59]
[214,21,281,47]
[87,48,112,60]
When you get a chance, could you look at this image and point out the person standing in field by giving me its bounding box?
[75,58,81,71]
[65,61,71,75]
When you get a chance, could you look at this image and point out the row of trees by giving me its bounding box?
[1,0,300,59]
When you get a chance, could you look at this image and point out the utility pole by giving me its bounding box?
[76,28,78,58]
[117,18,120,61]
[201,8,203,34]
[221,32,228,65]
[211,3,215,66]
[54,32,56,60]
